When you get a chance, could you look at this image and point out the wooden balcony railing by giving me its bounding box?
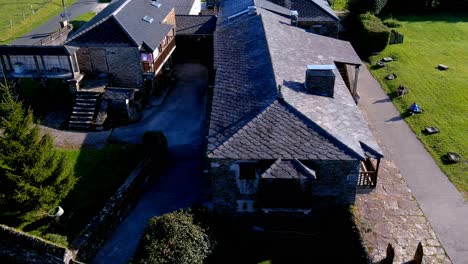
[358,159,378,188]
[142,37,175,74]
[153,36,175,73]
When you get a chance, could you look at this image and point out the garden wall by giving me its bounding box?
[70,157,154,262]
[0,224,74,264]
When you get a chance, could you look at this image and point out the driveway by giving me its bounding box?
[91,63,209,264]
[357,66,468,264]
[13,0,108,45]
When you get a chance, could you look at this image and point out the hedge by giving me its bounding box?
[357,13,390,54]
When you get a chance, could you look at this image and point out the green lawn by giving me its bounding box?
[332,0,347,11]
[70,12,96,32]
[368,14,468,197]
[0,0,77,44]
[0,143,144,246]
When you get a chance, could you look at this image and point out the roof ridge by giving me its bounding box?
[307,0,339,21]
[112,0,132,16]
[278,99,364,159]
[208,99,277,158]
[292,159,317,179]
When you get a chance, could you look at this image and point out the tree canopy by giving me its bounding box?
[0,83,76,212]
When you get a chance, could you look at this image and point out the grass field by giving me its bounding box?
[70,12,96,32]
[332,0,348,11]
[368,14,468,197]
[0,143,143,245]
[0,0,76,44]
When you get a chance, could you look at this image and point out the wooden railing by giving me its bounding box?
[358,159,378,188]
[153,36,175,73]
[358,171,377,187]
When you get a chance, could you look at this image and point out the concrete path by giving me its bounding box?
[13,0,108,45]
[91,63,209,264]
[357,66,468,264]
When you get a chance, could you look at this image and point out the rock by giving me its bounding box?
[382,57,393,62]
[438,64,449,70]
[386,74,396,80]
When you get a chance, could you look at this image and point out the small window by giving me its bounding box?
[151,1,162,8]
[239,162,256,180]
[142,16,154,24]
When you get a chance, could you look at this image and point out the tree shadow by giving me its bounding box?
[23,217,54,232]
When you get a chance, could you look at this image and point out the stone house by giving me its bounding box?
[261,0,340,37]
[207,0,383,214]
[66,0,177,89]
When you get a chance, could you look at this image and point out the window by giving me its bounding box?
[239,162,256,180]
[236,200,254,212]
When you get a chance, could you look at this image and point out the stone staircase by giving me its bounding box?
[68,91,102,130]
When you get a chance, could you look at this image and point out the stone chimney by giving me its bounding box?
[304,65,336,97]
[291,10,298,26]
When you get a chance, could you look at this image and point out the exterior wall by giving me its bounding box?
[76,47,143,88]
[164,8,176,26]
[298,21,339,38]
[0,224,74,264]
[210,159,360,214]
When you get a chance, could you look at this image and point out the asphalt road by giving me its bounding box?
[91,63,209,264]
[13,0,108,45]
[358,66,468,264]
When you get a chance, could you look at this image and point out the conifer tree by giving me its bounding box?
[0,83,76,212]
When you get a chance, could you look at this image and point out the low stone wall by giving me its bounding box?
[70,157,153,262]
[0,224,74,264]
[35,25,73,46]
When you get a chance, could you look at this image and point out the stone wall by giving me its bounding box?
[70,158,153,262]
[210,159,360,214]
[298,21,339,38]
[76,46,143,87]
[0,224,74,264]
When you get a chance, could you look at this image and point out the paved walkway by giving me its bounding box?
[13,0,108,45]
[357,66,468,264]
[91,63,209,264]
[356,159,451,263]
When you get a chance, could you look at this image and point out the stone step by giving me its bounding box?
[70,115,93,120]
[72,111,95,115]
[75,102,95,107]
[76,98,98,103]
[69,120,93,124]
[77,94,100,99]
[73,107,95,112]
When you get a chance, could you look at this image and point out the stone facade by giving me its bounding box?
[299,21,339,38]
[0,224,74,264]
[210,159,360,214]
[76,47,143,88]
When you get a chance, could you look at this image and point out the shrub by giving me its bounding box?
[134,210,212,264]
[383,18,401,28]
[42,233,69,247]
[357,13,391,54]
[347,0,388,14]
[142,131,168,158]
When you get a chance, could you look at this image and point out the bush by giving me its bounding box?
[42,233,69,247]
[142,131,168,158]
[383,18,401,28]
[347,0,388,14]
[357,13,391,54]
[134,210,212,264]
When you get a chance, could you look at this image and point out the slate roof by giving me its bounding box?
[266,0,339,21]
[176,15,217,35]
[261,159,317,179]
[168,0,196,14]
[208,0,383,160]
[67,0,174,52]
[0,45,77,56]
[209,100,357,160]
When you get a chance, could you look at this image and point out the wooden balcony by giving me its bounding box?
[142,36,175,74]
